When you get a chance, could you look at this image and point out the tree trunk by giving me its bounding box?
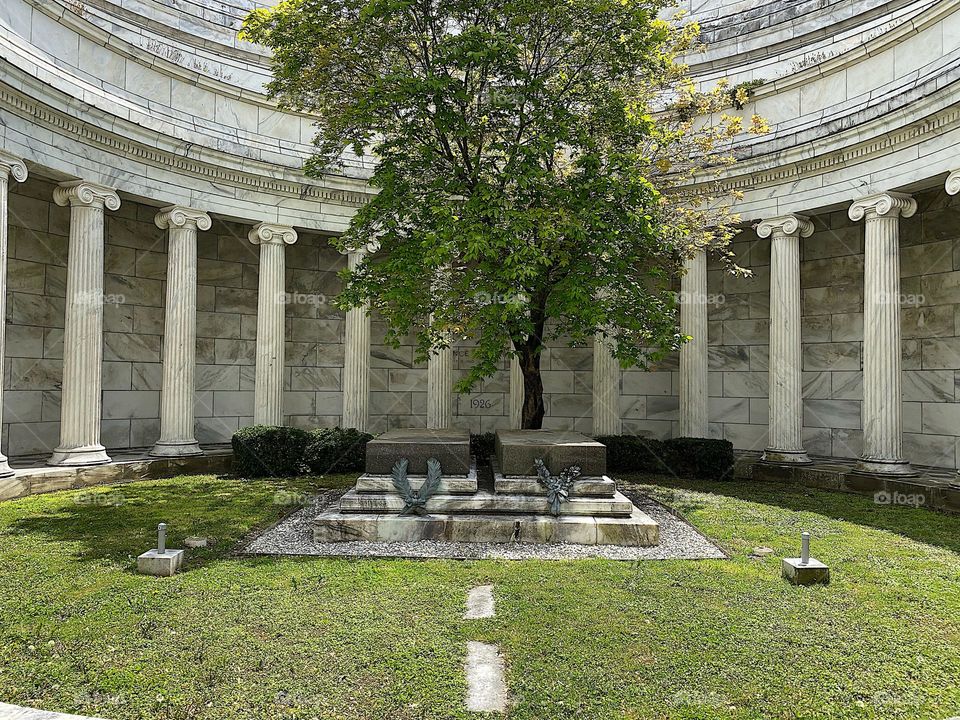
[518,343,545,430]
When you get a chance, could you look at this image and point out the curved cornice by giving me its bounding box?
[699,89,960,214]
[688,0,927,76]
[80,0,266,64]
[746,0,960,103]
[26,0,283,111]
[0,80,372,209]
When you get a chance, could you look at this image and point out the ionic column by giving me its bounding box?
[150,206,210,457]
[849,192,916,475]
[0,152,28,476]
[249,223,297,426]
[592,334,620,436]
[946,170,960,197]
[758,215,813,464]
[509,355,523,429]
[342,249,371,431]
[426,332,453,429]
[679,251,708,438]
[49,181,120,466]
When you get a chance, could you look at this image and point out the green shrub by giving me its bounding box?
[597,435,668,473]
[596,435,735,479]
[662,437,735,479]
[232,425,311,478]
[470,432,497,462]
[304,427,373,474]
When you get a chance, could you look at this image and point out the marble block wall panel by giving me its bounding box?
[706,233,771,452]
[5,178,70,455]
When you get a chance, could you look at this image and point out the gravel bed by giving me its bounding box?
[241,486,726,561]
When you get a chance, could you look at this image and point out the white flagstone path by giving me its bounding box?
[463,585,507,714]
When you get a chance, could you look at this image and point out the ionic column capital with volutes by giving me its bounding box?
[0,150,28,183]
[53,180,120,210]
[757,214,814,240]
[248,223,298,246]
[946,170,960,196]
[848,192,916,222]
[155,206,212,232]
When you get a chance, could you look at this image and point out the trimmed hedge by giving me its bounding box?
[596,435,734,480]
[232,425,373,478]
[304,427,373,474]
[661,437,736,480]
[232,425,311,478]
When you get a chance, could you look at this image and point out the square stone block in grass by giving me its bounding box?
[364,428,471,475]
[137,549,184,577]
[495,430,606,477]
[782,558,830,586]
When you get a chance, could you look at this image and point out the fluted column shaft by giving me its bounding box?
[427,336,453,429]
[679,251,708,438]
[342,250,370,431]
[509,355,523,429]
[249,223,297,426]
[592,334,620,436]
[0,153,27,475]
[49,181,120,466]
[759,215,813,464]
[151,207,210,456]
[850,192,916,475]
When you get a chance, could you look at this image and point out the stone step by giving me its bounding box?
[312,507,659,546]
[493,475,616,498]
[337,489,636,517]
[355,464,478,495]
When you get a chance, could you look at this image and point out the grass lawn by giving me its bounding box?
[0,473,958,720]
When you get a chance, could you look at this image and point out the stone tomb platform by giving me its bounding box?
[364,428,472,475]
[312,429,659,547]
[495,430,607,477]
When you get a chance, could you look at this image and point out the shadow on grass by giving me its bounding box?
[1,474,355,567]
[620,472,960,555]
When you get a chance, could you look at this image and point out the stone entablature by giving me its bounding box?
[3,0,957,229]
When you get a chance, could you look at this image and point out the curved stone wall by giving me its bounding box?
[684,0,960,219]
[2,0,960,472]
[0,0,372,231]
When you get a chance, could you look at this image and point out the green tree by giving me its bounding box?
[242,0,762,429]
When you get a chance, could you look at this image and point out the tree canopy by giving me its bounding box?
[242,0,763,427]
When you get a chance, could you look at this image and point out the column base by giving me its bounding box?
[852,457,918,477]
[149,440,204,458]
[761,448,812,465]
[48,445,111,467]
[0,453,13,478]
